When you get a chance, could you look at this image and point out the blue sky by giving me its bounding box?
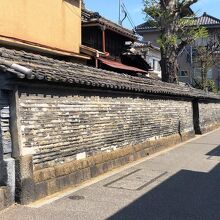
[84,0,220,29]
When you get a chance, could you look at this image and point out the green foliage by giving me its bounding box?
[146,19,158,27]
[143,0,209,83]
[143,0,208,55]
[193,34,220,90]
[207,80,218,93]
[144,0,161,18]
[193,78,218,93]
[157,34,177,51]
[194,27,209,39]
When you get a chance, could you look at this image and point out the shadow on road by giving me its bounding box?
[108,162,220,220]
[206,145,220,156]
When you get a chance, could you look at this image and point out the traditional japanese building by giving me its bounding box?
[81,9,150,75]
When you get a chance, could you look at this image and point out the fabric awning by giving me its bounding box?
[98,58,148,74]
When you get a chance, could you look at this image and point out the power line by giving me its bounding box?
[121,2,136,29]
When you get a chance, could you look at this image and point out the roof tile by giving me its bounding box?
[136,12,220,31]
[0,47,219,100]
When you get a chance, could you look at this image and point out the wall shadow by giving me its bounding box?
[206,145,220,156]
[108,163,220,220]
[64,0,80,8]
[0,110,7,186]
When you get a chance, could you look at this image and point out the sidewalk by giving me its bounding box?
[1,128,220,220]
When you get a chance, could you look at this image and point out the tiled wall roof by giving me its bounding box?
[0,47,219,100]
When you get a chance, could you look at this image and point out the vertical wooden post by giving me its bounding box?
[95,58,98,68]
[192,99,201,135]
[101,25,106,53]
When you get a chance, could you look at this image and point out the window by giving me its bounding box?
[149,58,153,70]
[207,69,213,79]
[149,58,161,72]
[154,60,161,72]
[180,70,188,77]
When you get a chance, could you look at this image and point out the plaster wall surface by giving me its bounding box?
[0,0,81,54]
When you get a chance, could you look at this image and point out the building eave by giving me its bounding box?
[82,21,136,40]
[0,35,90,60]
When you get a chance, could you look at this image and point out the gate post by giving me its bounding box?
[10,88,35,205]
[192,99,201,134]
[0,90,15,207]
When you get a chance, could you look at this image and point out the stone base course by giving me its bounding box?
[0,187,13,211]
[32,131,194,201]
[200,122,220,134]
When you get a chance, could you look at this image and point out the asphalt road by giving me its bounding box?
[1,128,220,220]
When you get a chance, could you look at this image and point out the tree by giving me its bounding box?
[144,0,207,83]
[193,31,220,91]
[193,78,218,93]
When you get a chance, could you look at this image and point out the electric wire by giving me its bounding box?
[121,2,136,29]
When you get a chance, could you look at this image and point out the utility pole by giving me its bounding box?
[218,70,220,92]
[190,45,193,84]
[119,0,121,25]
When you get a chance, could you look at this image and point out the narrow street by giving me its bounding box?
[1,128,220,220]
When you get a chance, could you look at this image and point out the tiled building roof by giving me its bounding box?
[136,12,220,32]
[133,41,160,51]
[135,21,158,31]
[82,9,136,40]
[0,47,219,99]
[196,12,220,26]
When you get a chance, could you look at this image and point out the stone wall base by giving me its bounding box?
[200,122,220,134]
[31,131,195,202]
[0,186,13,211]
